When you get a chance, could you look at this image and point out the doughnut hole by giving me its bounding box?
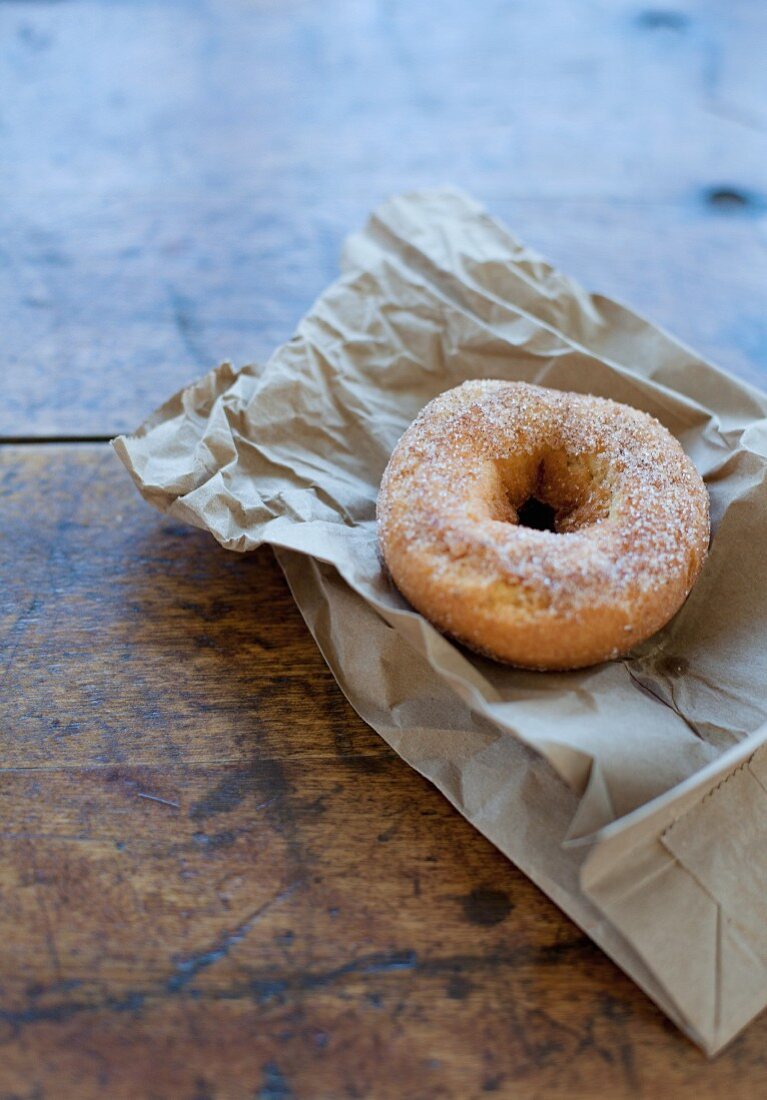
[497,450,613,534]
[516,497,557,532]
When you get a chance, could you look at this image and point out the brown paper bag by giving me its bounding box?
[114,189,767,1054]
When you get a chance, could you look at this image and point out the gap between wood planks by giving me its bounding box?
[0,436,115,445]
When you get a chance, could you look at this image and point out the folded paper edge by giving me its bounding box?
[582,730,767,1055]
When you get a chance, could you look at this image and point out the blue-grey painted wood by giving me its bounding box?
[0,0,765,434]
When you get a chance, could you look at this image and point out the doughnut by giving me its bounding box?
[377,380,709,670]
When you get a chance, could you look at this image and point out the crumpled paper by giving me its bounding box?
[115,189,767,1054]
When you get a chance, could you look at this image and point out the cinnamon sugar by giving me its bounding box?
[377,380,709,665]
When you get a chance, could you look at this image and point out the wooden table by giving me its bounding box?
[1,1,766,1096]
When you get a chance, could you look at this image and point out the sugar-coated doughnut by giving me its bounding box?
[377,380,709,670]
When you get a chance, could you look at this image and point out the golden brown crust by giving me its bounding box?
[377,380,710,670]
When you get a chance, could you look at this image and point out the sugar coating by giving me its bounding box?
[377,380,710,669]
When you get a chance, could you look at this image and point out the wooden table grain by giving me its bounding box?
[3,446,767,1098]
[1,0,767,436]
[2,0,767,1096]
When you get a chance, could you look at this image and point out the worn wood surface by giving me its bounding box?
[1,445,767,1098]
[1,0,767,435]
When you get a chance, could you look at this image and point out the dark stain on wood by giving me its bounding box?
[704,187,765,215]
[188,759,288,823]
[462,888,514,927]
[256,1062,295,1100]
[636,10,690,32]
[446,973,474,1001]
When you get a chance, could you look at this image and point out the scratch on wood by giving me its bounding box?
[137,792,180,809]
[167,881,303,993]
